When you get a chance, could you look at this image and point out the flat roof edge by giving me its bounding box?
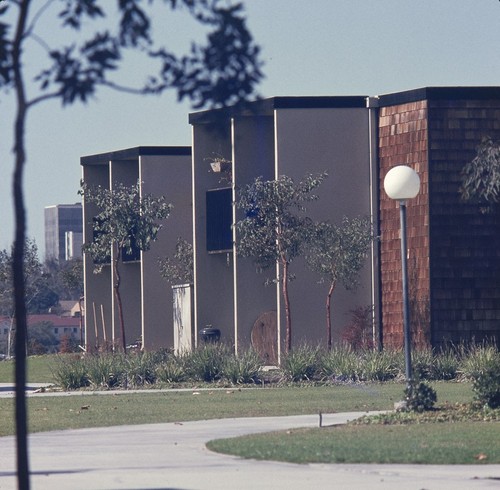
[80,146,191,166]
[189,96,368,124]
[378,86,500,106]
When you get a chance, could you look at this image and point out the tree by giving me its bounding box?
[305,216,372,349]
[236,173,327,353]
[460,136,500,211]
[46,258,84,301]
[0,239,58,356]
[1,2,262,486]
[80,180,172,352]
[158,237,194,284]
[27,321,58,355]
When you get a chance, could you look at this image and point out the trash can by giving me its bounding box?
[199,326,221,343]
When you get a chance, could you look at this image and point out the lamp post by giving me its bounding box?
[383,165,420,387]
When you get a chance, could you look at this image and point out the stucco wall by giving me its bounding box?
[82,164,112,350]
[140,154,193,350]
[232,115,277,349]
[192,123,235,345]
[274,107,373,347]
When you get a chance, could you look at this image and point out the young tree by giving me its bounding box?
[80,180,172,353]
[1,3,262,485]
[236,173,327,353]
[158,237,194,285]
[460,136,500,211]
[305,216,372,349]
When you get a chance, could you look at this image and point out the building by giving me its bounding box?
[44,203,83,263]
[80,86,500,356]
[80,146,192,351]
[0,314,82,355]
[377,87,500,348]
[190,96,379,361]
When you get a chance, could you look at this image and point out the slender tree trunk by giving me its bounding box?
[282,258,292,353]
[326,281,336,350]
[12,2,32,488]
[112,251,127,353]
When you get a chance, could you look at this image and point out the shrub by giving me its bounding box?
[472,368,500,409]
[462,346,500,408]
[404,380,437,412]
[459,343,499,380]
[360,349,400,381]
[411,348,434,380]
[155,356,187,383]
[84,353,125,389]
[223,349,263,384]
[341,305,374,351]
[319,345,360,381]
[280,345,320,382]
[52,355,89,390]
[184,343,231,382]
[431,348,459,380]
[123,352,158,387]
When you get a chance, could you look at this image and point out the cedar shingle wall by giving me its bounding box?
[428,99,500,345]
[379,101,431,349]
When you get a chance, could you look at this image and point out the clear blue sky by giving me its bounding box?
[1,0,499,256]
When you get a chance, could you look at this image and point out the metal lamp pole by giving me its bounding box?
[384,165,420,389]
[399,199,412,384]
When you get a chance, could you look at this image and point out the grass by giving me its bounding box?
[0,355,58,384]
[207,420,500,465]
[0,382,472,437]
[1,352,498,465]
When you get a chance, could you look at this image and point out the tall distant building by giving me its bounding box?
[44,203,83,263]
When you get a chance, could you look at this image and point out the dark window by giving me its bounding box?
[206,188,232,253]
[122,230,141,263]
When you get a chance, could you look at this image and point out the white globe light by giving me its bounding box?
[383,165,420,200]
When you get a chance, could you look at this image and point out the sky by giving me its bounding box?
[1,0,500,257]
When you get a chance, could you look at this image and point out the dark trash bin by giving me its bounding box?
[199,327,221,343]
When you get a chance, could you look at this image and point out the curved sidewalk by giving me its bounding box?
[1,412,499,490]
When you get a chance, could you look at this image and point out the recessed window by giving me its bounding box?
[206,188,232,253]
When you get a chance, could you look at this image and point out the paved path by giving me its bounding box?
[1,410,500,490]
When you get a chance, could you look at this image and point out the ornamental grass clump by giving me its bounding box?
[52,355,89,390]
[319,344,360,381]
[155,356,188,383]
[84,353,125,389]
[184,343,231,382]
[223,349,263,384]
[360,349,400,382]
[431,348,460,380]
[280,344,321,382]
[122,352,158,387]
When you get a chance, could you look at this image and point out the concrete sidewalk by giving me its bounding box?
[1,412,499,490]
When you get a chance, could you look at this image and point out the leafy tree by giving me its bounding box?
[80,180,172,352]
[236,173,327,353]
[27,320,58,355]
[1,2,262,484]
[0,239,58,356]
[44,258,84,301]
[460,136,500,211]
[158,237,194,284]
[305,216,372,349]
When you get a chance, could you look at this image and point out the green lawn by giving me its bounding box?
[208,420,500,465]
[0,382,472,436]
[0,356,57,384]
[2,357,497,465]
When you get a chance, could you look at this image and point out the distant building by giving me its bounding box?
[45,203,83,263]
